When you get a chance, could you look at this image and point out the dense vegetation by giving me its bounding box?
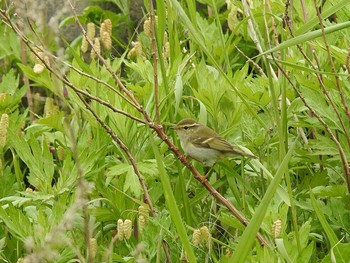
[0,0,350,262]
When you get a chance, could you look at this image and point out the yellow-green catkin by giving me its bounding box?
[90,38,101,60]
[33,63,45,74]
[100,22,106,36]
[30,46,44,63]
[90,238,97,259]
[0,113,9,148]
[117,219,124,241]
[192,229,201,247]
[81,36,89,53]
[143,16,158,37]
[101,31,112,51]
[138,215,146,233]
[163,42,170,60]
[192,226,211,248]
[127,41,143,59]
[104,19,112,35]
[123,219,132,240]
[138,205,149,222]
[272,219,282,238]
[26,187,34,192]
[86,22,96,40]
[44,98,59,117]
[0,93,7,103]
[143,17,151,36]
[199,226,211,247]
[57,145,65,160]
[138,205,149,233]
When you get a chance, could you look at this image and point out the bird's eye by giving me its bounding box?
[184,126,189,130]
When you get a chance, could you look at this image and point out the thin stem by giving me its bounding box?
[149,2,160,124]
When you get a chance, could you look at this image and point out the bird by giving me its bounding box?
[173,118,256,166]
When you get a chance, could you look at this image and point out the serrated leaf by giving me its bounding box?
[123,165,141,198]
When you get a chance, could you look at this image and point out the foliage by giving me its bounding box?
[0,0,350,262]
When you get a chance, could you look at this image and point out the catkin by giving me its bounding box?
[30,46,44,63]
[272,219,282,238]
[192,229,201,247]
[44,98,59,117]
[86,22,95,40]
[192,226,211,247]
[81,36,88,53]
[0,113,9,148]
[138,205,149,222]
[33,63,45,74]
[123,219,132,240]
[104,19,112,34]
[101,31,112,51]
[117,219,124,241]
[0,93,7,103]
[199,226,210,247]
[90,38,101,60]
[143,17,151,36]
[90,238,97,259]
[127,41,143,59]
[138,215,146,233]
[57,145,65,160]
[163,42,170,59]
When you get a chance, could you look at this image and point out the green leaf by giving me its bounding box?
[123,165,142,198]
[261,21,350,56]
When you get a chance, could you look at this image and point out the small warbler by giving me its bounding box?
[174,118,256,166]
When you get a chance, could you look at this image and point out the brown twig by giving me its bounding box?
[162,240,172,263]
[234,45,266,77]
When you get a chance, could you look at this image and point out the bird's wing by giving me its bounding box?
[193,136,256,158]
[192,136,232,151]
